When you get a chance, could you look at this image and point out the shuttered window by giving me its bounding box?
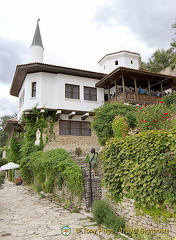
[32,82,36,97]
[84,87,97,101]
[65,84,79,99]
[59,120,91,136]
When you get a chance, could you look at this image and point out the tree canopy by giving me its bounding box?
[142,21,176,72]
[0,114,16,148]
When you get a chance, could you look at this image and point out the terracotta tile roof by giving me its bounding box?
[10,62,106,97]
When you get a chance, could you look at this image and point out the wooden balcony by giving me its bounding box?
[107,92,161,104]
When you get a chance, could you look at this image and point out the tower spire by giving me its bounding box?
[31,19,44,48]
[30,19,44,62]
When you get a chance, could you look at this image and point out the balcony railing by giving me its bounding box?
[107,93,161,104]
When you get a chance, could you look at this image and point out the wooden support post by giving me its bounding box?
[108,86,110,100]
[134,78,138,100]
[160,83,164,96]
[171,80,174,93]
[114,80,117,101]
[122,75,126,101]
[148,80,151,94]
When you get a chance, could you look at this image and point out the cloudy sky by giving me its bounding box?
[0,0,175,118]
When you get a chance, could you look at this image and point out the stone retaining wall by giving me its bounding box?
[102,188,176,238]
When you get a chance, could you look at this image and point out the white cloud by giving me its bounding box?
[0,0,175,117]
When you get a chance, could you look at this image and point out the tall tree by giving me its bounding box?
[0,115,16,147]
[170,21,176,49]
[142,49,173,72]
[142,21,176,72]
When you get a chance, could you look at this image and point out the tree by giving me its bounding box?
[142,21,176,72]
[0,115,16,148]
[142,49,173,72]
[170,21,176,49]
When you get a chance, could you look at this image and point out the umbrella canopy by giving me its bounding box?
[0,162,20,171]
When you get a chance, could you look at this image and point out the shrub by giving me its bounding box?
[161,92,176,107]
[92,102,138,145]
[112,115,129,138]
[75,147,82,156]
[135,102,176,131]
[92,199,125,231]
[103,212,125,231]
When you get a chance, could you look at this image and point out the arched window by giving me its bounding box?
[115,60,118,65]
[131,60,133,64]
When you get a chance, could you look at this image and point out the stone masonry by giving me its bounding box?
[102,188,176,238]
[44,122,101,154]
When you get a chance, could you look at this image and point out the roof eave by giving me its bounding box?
[10,63,106,97]
[95,67,176,88]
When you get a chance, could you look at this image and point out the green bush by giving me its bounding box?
[92,199,125,231]
[135,102,176,131]
[92,102,138,145]
[103,211,125,231]
[112,115,129,138]
[161,92,176,107]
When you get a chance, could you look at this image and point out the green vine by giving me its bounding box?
[7,107,83,202]
[101,129,176,221]
[24,149,83,199]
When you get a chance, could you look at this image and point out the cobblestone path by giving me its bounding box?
[0,180,124,240]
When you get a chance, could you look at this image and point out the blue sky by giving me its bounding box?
[0,0,175,117]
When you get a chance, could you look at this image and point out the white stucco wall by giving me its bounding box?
[17,72,104,120]
[18,72,43,119]
[99,51,141,73]
[56,74,104,112]
[30,45,44,63]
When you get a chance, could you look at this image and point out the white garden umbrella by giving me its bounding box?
[0,162,20,171]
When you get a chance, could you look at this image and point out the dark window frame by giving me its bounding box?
[59,120,91,136]
[84,86,97,101]
[31,82,37,97]
[65,84,80,100]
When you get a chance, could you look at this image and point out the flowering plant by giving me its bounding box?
[136,102,176,131]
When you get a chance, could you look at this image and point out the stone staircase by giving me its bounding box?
[71,155,102,209]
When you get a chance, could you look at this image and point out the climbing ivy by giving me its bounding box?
[20,108,57,156]
[8,137,21,163]
[21,149,83,199]
[10,108,84,201]
[101,129,176,220]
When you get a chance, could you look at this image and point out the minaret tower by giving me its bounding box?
[30,19,44,63]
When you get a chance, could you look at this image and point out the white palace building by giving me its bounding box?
[3,22,176,153]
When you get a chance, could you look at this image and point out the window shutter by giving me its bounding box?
[82,121,91,136]
[65,84,79,99]
[59,120,69,135]
[59,120,91,136]
[70,121,80,136]
[84,87,97,101]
